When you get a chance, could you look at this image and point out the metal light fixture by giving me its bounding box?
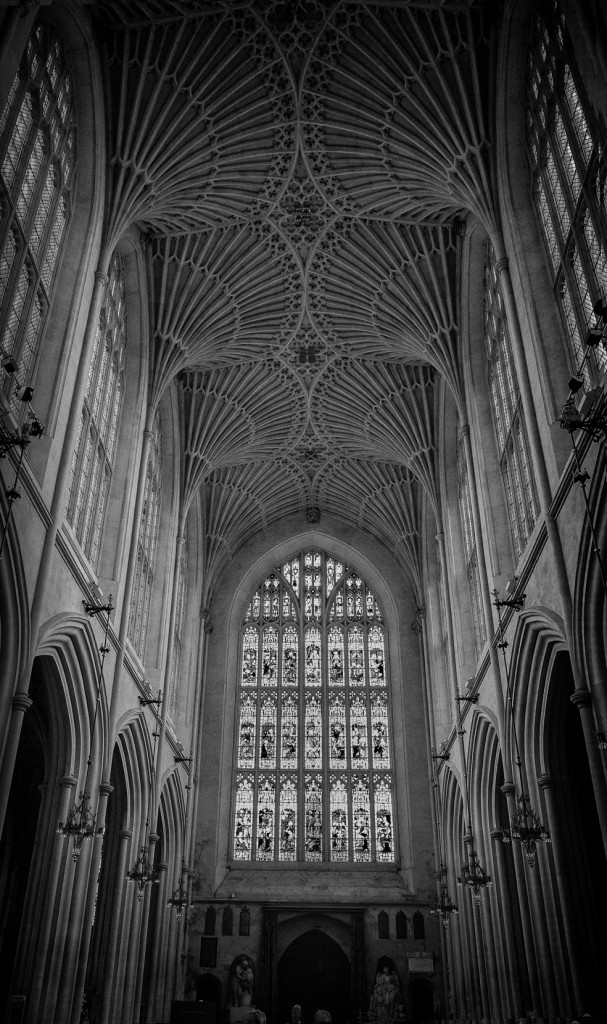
[128,846,160,901]
[58,598,113,861]
[458,849,492,905]
[500,792,551,868]
[166,868,189,920]
[127,705,162,899]
[493,588,550,866]
[432,873,459,926]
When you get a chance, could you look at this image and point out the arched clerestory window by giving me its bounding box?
[526,0,607,379]
[128,410,162,659]
[456,427,485,658]
[484,240,538,560]
[66,251,126,565]
[0,22,76,415]
[232,550,395,864]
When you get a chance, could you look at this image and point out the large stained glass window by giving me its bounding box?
[66,252,126,565]
[484,241,538,560]
[0,23,76,415]
[526,0,607,379]
[232,550,394,864]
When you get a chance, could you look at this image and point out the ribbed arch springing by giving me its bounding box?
[0,21,76,413]
[233,549,394,864]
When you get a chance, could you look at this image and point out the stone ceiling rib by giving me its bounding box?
[104,11,296,245]
[89,0,490,567]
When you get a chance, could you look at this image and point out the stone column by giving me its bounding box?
[0,692,32,839]
[570,688,607,854]
[69,781,113,1024]
[501,782,542,1018]
[490,829,524,1019]
[100,828,132,1022]
[20,774,75,1019]
[537,774,580,1016]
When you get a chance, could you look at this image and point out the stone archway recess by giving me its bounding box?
[260,908,365,1024]
[277,929,350,1024]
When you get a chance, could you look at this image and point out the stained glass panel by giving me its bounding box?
[238,696,257,767]
[304,774,322,861]
[374,777,394,862]
[234,775,254,861]
[329,692,346,768]
[371,693,390,769]
[280,695,298,766]
[305,693,322,769]
[328,625,344,685]
[350,695,368,768]
[352,775,371,862]
[330,776,349,861]
[261,627,279,686]
[304,626,322,686]
[281,625,298,686]
[259,695,277,769]
[256,778,275,861]
[348,626,365,686]
[368,626,386,685]
[279,776,297,860]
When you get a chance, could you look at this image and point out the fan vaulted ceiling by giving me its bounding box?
[95,0,491,600]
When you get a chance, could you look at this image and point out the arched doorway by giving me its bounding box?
[197,972,221,1024]
[277,930,350,1024]
[409,979,434,1023]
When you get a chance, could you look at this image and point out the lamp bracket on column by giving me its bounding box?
[83,599,114,617]
[139,689,162,707]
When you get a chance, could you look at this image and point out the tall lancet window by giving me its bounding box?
[66,252,126,565]
[457,430,486,658]
[128,411,162,659]
[484,241,538,560]
[168,532,188,721]
[233,550,395,864]
[0,23,76,414]
[526,0,607,378]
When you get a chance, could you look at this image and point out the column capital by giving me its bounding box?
[495,256,509,277]
[94,269,109,287]
[99,782,114,796]
[61,775,77,789]
[119,828,133,840]
[458,423,471,441]
[537,774,554,790]
[12,693,33,714]
[570,687,592,710]
[149,832,160,846]
[500,782,515,795]
[490,828,503,841]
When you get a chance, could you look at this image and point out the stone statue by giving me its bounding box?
[228,955,254,1008]
[369,965,401,1023]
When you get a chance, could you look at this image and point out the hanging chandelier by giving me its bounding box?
[57,790,102,862]
[431,877,459,926]
[458,849,492,905]
[127,846,160,900]
[500,792,551,868]
[58,598,112,861]
[167,870,189,919]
